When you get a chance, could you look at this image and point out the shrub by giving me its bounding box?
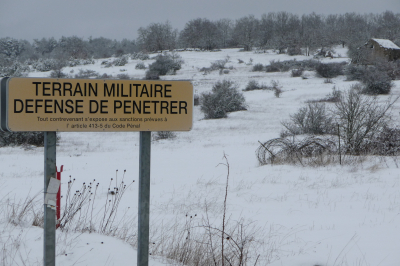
[74,69,99,78]
[135,61,146,69]
[32,58,54,72]
[82,57,95,65]
[200,80,246,119]
[144,70,160,80]
[366,126,400,156]
[32,58,65,72]
[210,59,228,70]
[291,68,304,77]
[334,88,396,154]
[315,62,344,78]
[98,73,113,79]
[260,86,398,165]
[131,52,150,60]
[281,102,334,136]
[194,94,200,106]
[0,132,46,147]
[153,131,176,140]
[68,57,95,67]
[270,80,283,98]
[360,69,393,95]
[315,86,342,103]
[117,73,130,80]
[264,59,320,73]
[243,80,267,91]
[265,60,284,72]
[0,61,30,77]
[252,63,264,72]
[49,70,68,78]
[375,60,400,80]
[300,59,321,70]
[287,46,302,56]
[148,53,183,76]
[345,64,368,81]
[112,55,129,66]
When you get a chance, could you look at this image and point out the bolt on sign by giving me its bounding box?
[0,77,193,132]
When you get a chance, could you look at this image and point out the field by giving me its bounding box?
[1,47,400,266]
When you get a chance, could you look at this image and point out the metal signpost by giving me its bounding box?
[0,77,193,266]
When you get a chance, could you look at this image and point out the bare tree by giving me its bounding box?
[232,15,259,51]
[215,19,233,48]
[300,13,328,56]
[334,88,397,154]
[137,21,177,52]
[57,36,89,59]
[259,13,275,49]
[270,12,301,54]
[180,18,219,50]
[374,11,400,41]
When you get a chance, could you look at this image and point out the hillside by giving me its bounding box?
[1,47,400,266]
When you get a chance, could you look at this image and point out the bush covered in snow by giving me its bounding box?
[0,61,30,77]
[200,80,246,119]
[68,57,95,67]
[315,62,344,78]
[0,132,45,147]
[135,61,146,69]
[243,80,267,91]
[32,58,64,72]
[345,63,397,95]
[74,69,100,79]
[117,73,130,79]
[252,63,264,72]
[131,52,150,60]
[291,68,304,77]
[49,69,69,78]
[144,70,160,80]
[112,55,129,66]
[265,59,320,73]
[360,69,393,95]
[147,53,183,76]
[153,131,176,140]
[344,64,367,81]
[281,102,334,136]
[209,58,228,71]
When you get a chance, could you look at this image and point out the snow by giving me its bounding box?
[372,38,400,50]
[1,46,400,265]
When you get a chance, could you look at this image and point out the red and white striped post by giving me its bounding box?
[56,165,63,229]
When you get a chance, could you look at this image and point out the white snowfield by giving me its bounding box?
[1,46,400,266]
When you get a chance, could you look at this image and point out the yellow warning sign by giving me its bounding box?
[4,78,193,132]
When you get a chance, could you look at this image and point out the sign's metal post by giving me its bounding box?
[137,131,151,266]
[44,131,57,266]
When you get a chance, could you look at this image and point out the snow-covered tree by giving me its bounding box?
[137,21,177,52]
[180,18,219,50]
[232,15,260,51]
[0,37,25,57]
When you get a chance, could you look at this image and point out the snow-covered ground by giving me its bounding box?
[1,47,400,265]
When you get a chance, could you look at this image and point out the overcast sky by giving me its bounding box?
[1,0,399,41]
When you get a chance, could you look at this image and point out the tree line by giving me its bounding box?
[1,11,400,64]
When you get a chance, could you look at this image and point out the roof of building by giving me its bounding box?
[371,38,400,50]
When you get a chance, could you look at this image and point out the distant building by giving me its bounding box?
[365,38,400,61]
